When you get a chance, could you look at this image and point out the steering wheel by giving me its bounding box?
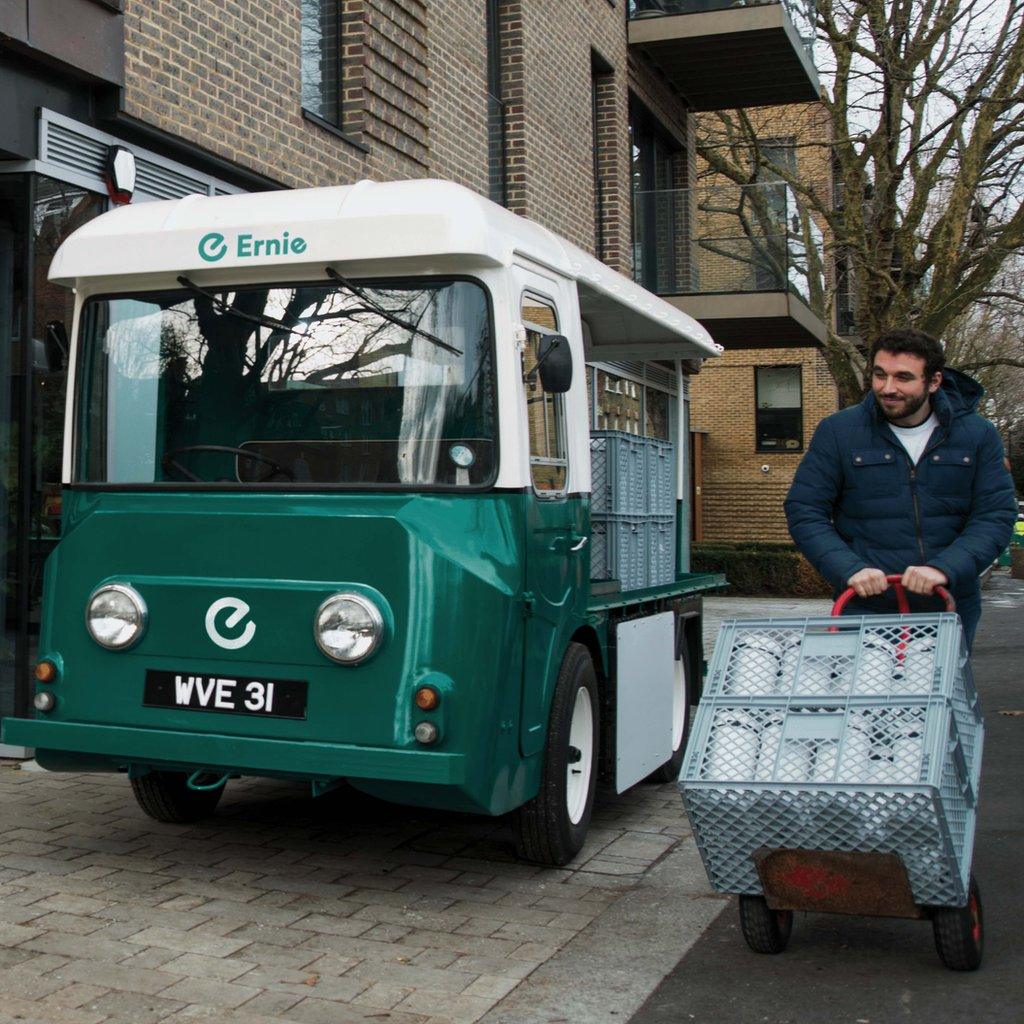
[161,444,295,483]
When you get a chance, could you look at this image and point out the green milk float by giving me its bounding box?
[3,180,723,865]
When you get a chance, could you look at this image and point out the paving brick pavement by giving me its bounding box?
[0,764,699,1024]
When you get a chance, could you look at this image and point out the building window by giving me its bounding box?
[755,365,803,452]
[630,99,687,295]
[301,1,360,134]
[593,368,671,440]
[486,0,506,205]
[596,369,641,435]
[645,387,669,440]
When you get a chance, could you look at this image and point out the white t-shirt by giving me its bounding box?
[888,412,939,465]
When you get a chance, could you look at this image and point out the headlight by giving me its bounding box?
[314,593,384,664]
[86,584,147,650]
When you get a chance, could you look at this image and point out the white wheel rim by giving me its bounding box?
[671,657,686,751]
[566,685,594,826]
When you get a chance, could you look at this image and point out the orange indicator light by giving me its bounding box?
[414,687,440,711]
[35,661,57,683]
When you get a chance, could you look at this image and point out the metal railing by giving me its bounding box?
[629,0,815,49]
[632,182,824,305]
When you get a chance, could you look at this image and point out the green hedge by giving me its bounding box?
[693,541,833,598]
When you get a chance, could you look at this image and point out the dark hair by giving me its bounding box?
[870,329,945,379]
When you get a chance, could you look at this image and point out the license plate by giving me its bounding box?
[143,670,307,720]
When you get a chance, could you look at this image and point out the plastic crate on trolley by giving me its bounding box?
[679,612,983,908]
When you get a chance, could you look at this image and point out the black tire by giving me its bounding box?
[738,895,793,954]
[645,638,693,784]
[514,643,599,866]
[932,874,983,971]
[130,771,225,823]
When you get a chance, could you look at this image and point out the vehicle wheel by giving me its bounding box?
[932,874,983,971]
[738,895,793,954]
[645,639,693,783]
[130,771,225,823]
[514,643,599,866]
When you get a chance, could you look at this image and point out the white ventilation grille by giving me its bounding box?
[135,158,210,201]
[42,120,108,182]
[598,359,678,395]
[38,109,243,201]
[645,362,676,392]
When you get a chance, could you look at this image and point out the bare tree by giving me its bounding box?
[697,0,1024,407]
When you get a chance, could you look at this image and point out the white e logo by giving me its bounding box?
[205,597,256,650]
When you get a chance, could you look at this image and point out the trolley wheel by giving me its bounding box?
[130,771,225,823]
[932,874,983,971]
[738,895,793,954]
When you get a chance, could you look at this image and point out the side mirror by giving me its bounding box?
[535,334,573,394]
[44,321,69,373]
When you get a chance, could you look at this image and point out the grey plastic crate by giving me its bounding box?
[589,518,608,582]
[647,516,676,587]
[679,613,982,908]
[590,432,647,515]
[589,436,612,514]
[590,514,648,591]
[646,440,676,516]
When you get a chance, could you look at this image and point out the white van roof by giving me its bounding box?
[50,178,720,361]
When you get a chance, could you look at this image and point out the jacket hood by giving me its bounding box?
[936,366,984,416]
[862,365,985,422]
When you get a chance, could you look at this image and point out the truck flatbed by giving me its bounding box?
[586,572,726,613]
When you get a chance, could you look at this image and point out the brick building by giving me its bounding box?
[0,0,820,726]
[687,101,840,542]
[690,344,839,541]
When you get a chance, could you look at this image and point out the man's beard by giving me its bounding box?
[875,389,929,423]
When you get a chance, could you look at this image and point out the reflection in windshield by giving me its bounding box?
[77,279,495,487]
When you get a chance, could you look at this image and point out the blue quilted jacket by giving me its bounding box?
[785,368,1017,599]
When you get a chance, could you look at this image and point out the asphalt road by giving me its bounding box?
[630,573,1024,1024]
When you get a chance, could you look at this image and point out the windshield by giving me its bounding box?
[76,278,496,487]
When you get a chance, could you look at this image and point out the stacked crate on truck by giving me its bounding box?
[590,431,675,591]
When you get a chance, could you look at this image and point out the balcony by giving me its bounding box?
[628,1,819,110]
[633,182,829,346]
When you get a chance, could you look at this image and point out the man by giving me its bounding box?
[785,329,1016,647]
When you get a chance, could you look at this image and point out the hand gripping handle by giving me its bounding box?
[831,574,955,617]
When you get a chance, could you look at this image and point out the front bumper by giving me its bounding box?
[1,718,466,785]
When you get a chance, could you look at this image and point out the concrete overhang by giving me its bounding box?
[661,291,829,347]
[0,0,124,86]
[629,4,820,111]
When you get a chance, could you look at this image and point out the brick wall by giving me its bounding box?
[122,0,428,189]
[123,1,692,278]
[689,345,839,542]
[427,1,489,193]
[497,3,628,259]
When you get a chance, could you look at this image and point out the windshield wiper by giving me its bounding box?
[324,266,462,356]
[177,276,309,340]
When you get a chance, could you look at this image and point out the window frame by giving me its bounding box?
[520,291,569,498]
[69,274,501,494]
[300,0,365,148]
[754,363,804,453]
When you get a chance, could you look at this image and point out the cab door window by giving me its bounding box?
[521,294,567,494]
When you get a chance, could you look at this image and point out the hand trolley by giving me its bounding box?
[680,576,984,970]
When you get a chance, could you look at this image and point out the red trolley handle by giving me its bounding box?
[831,574,955,617]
